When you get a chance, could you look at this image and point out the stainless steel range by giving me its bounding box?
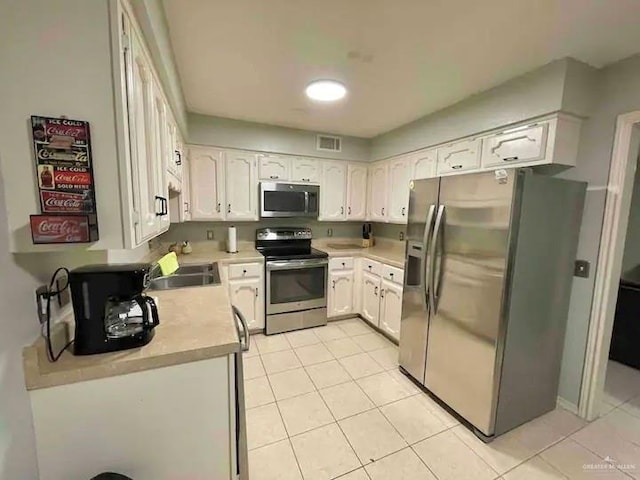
[256,227,328,335]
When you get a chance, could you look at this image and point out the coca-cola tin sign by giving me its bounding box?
[30,115,99,244]
[30,215,97,244]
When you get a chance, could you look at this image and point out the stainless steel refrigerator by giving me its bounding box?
[399,169,586,440]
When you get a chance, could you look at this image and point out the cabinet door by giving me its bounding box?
[151,80,170,232]
[347,163,367,220]
[328,270,354,317]
[320,162,347,221]
[412,149,437,179]
[258,154,290,181]
[189,146,225,220]
[388,158,411,224]
[125,30,158,243]
[436,138,481,175]
[228,277,264,330]
[361,271,381,326]
[226,151,258,220]
[291,158,320,183]
[166,116,182,181]
[368,163,388,221]
[481,123,548,167]
[380,279,402,340]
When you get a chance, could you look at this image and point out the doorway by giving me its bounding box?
[579,112,640,420]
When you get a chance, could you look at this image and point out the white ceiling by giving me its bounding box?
[163,0,640,138]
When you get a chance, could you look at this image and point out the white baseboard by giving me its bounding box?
[556,396,579,415]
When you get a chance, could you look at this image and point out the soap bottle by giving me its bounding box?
[181,240,193,255]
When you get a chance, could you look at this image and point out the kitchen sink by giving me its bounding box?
[173,263,216,275]
[148,263,221,291]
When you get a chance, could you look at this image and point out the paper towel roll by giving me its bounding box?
[227,226,238,253]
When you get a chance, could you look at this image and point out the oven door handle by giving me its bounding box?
[266,259,328,271]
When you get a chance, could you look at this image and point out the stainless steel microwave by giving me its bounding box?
[260,182,319,218]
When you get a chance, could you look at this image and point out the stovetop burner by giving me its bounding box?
[255,227,328,261]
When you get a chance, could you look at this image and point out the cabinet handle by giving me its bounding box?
[341,206,344,215]
[303,178,310,182]
[155,196,163,216]
[255,287,258,298]
[341,262,345,267]
[348,206,351,215]
[270,175,279,179]
[381,289,385,298]
[374,286,378,296]
[401,207,406,216]
[243,269,247,275]
[503,156,519,162]
[216,202,221,213]
[175,150,182,166]
[184,202,189,213]
[228,204,231,213]
[452,165,463,170]
[332,280,336,290]
[381,207,385,215]
[390,272,394,278]
[368,265,372,270]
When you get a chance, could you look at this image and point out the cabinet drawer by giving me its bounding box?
[382,265,404,285]
[361,259,382,276]
[436,138,481,175]
[228,262,263,279]
[482,123,548,167]
[329,257,354,271]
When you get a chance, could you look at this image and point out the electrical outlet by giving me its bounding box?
[327,228,333,237]
[35,285,49,324]
[399,231,405,241]
[206,230,215,240]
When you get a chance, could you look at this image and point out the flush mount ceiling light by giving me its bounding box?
[305,80,347,102]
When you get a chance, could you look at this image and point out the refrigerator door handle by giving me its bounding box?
[421,204,437,310]
[430,205,445,314]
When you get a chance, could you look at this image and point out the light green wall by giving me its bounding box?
[188,114,370,161]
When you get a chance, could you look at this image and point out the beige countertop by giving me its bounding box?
[313,240,406,269]
[23,284,240,391]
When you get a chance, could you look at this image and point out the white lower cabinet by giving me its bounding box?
[328,268,355,317]
[380,279,402,340]
[226,262,265,330]
[361,271,381,326]
[357,261,404,341]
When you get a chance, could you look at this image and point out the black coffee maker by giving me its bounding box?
[69,263,159,355]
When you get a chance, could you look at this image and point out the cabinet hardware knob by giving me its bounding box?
[243,269,247,274]
[255,288,258,298]
[452,165,463,169]
[270,175,279,179]
[332,280,336,289]
[341,262,345,267]
[381,289,385,298]
[382,207,385,215]
[374,286,378,296]
[228,204,231,213]
[348,206,351,215]
[368,265,372,270]
[390,273,394,277]
[216,202,221,213]
[303,178,310,182]
[401,207,405,216]
[341,206,344,215]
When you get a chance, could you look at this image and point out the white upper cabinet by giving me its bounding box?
[189,146,225,221]
[411,149,437,180]
[346,163,367,220]
[320,161,347,221]
[482,123,548,167]
[436,138,481,175]
[368,162,388,222]
[258,154,290,181]
[150,79,170,232]
[226,151,258,220]
[125,27,158,244]
[388,157,411,224]
[291,158,320,183]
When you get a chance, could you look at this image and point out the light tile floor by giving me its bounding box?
[244,318,640,480]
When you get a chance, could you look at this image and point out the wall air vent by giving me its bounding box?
[316,134,342,152]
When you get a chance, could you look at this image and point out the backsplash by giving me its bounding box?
[160,220,405,243]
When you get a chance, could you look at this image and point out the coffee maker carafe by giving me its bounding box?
[69,263,159,355]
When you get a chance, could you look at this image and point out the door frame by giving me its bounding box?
[579,111,640,420]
